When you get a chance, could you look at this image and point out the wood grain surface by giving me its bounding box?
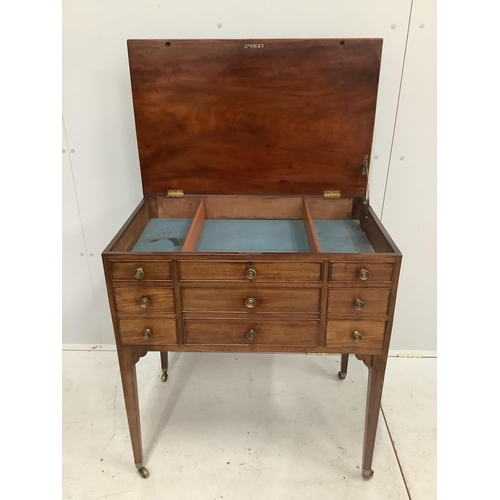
[118,318,178,345]
[325,320,386,348]
[113,287,175,314]
[181,287,321,313]
[127,39,382,196]
[327,288,390,316]
[179,261,322,282]
[184,319,319,346]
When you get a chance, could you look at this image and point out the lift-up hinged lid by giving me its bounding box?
[127,38,382,197]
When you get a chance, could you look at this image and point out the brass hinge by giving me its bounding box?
[397,354,423,358]
[167,190,184,198]
[324,190,341,198]
[362,154,369,175]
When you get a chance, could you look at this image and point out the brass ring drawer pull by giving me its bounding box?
[352,331,362,342]
[354,299,365,310]
[139,297,151,308]
[142,328,152,339]
[245,268,257,280]
[359,269,370,281]
[134,267,144,279]
[246,329,257,341]
[245,298,257,308]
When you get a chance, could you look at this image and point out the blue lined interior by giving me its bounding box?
[131,218,374,253]
[313,220,374,253]
[132,218,192,252]
[196,220,310,253]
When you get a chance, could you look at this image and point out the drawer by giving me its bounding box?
[110,261,171,281]
[118,318,177,345]
[185,319,319,346]
[330,262,394,283]
[182,287,320,313]
[179,261,322,282]
[326,321,386,348]
[327,288,390,316]
[113,287,175,314]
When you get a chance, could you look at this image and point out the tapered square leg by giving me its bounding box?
[338,354,349,380]
[116,348,148,477]
[160,352,168,382]
[362,354,388,479]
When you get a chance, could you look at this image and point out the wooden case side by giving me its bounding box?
[364,207,401,254]
[103,197,154,253]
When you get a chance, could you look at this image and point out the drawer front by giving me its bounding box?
[182,287,320,313]
[326,321,386,348]
[185,319,319,346]
[179,261,322,282]
[113,287,175,314]
[110,261,171,281]
[330,262,394,283]
[118,318,177,345]
[327,288,390,316]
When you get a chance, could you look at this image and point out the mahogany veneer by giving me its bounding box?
[102,38,402,482]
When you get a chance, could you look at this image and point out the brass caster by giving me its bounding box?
[161,371,168,382]
[362,468,374,480]
[137,466,150,479]
[338,371,347,380]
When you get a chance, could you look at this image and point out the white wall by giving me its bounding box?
[62,0,436,351]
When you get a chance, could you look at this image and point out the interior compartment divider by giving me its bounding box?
[182,200,206,252]
[302,199,321,253]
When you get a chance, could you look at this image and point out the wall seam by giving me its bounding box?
[380,0,414,220]
[63,116,104,343]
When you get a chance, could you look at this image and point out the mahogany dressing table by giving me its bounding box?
[102,38,402,480]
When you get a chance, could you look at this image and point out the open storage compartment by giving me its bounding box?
[109,195,396,255]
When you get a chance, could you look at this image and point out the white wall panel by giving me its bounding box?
[381,0,437,351]
[62,0,429,347]
[62,120,101,344]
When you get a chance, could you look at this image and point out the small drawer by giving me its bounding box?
[326,321,386,348]
[182,287,320,313]
[330,262,394,283]
[327,288,390,316]
[179,261,322,282]
[113,287,175,314]
[110,261,171,281]
[185,319,319,346]
[118,318,177,345]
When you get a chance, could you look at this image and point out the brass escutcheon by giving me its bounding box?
[245,298,257,308]
[246,329,257,341]
[245,268,257,280]
[352,331,362,342]
[359,268,370,281]
[354,299,365,310]
[139,297,151,308]
[142,328,152,339]
[134,267,144,279]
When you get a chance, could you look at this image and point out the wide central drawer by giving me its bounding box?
[179,261,322,282]
[182,287,320,313]
[184,319,319,346]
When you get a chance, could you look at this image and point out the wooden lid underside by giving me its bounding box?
[127,39,382,196]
